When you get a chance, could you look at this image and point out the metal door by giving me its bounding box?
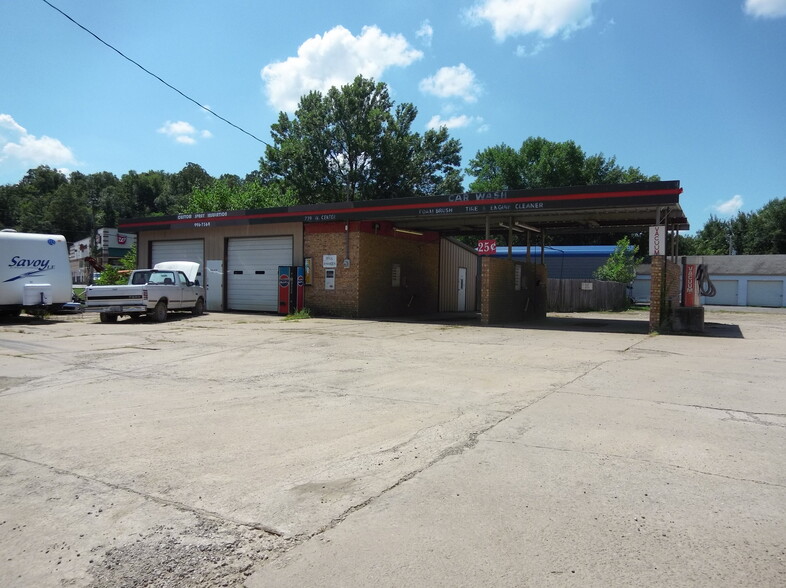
[205,260,223,311]
[457,267,467,311]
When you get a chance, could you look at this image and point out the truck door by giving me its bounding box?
[177,271,195,308]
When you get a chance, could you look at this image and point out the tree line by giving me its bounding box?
[1,75,783,253]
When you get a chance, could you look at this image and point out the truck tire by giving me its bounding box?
[152,301,168,322]
[99,312,118,323]
[192,298,205,316]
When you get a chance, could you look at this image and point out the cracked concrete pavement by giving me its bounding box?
[1,308,784,586]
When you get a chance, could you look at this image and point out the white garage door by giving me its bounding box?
[747,280,784,308]
[151,240,205,284]
[704,278,739,306]
[227,236,293,311]
[705,279,738,306]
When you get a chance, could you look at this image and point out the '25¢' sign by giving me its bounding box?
[477,239,497,255]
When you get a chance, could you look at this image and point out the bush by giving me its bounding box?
[593,236,643,284]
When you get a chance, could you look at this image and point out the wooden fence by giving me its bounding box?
[547,279,629,312]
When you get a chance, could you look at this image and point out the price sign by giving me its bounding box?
[477,239,497,255]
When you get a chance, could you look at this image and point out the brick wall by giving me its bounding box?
[303,222,439,318]
[481,257,547,324]
[358,232,439,317]
[303,227,360,317]
[649,256,681,332]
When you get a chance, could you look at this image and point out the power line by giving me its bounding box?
[41,0,271,147]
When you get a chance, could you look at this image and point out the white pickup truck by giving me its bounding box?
[85,261,205,323]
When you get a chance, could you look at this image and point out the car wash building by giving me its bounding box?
[119,180,688,330]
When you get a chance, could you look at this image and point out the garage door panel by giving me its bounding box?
[747,280,784,308]
[151,240,205,283]
[227,237,292,312]
[705,279,738,306]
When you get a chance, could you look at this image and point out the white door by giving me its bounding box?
[747,280,784,307]
[151,240,204,284]
[457,267,467,311]
[205,259,223,311]
[227,237,293,311]
[706,279,738,306]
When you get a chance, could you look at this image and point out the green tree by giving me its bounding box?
[594,236,643,284]
[742,198,786,254]
[156,163,213,213]
[467,137,658,192]
[44,183,91,242]
[259,75,463,204]
[181,179,296,213]
[15,166,69,234]
[692,215,732,255]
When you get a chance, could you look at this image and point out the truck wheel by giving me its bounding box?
[152,301,168,322]
[192,298,205,316]
[100,313,118,323]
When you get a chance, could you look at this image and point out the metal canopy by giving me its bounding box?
[120,181,687,236]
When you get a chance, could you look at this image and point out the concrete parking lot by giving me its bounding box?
[1,308,784,587]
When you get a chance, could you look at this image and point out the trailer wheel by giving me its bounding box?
[152,301,168,322]
[99,313,118,323]
[192,298,205,316]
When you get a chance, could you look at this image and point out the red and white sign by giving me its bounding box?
[649,225,664,256]
[477,239,497,255]
[683,263,698,307]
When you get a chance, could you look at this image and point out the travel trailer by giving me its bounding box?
[0,229,73,316]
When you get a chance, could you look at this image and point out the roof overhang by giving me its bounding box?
[120,180,687,235]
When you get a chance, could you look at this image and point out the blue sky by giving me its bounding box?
[1,0,785,232]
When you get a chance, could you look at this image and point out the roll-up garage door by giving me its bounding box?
[747,280,784,307]
[705,279,738,306]
[227,236,293,311]
[151,240,205,284]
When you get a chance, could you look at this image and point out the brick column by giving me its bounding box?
[649,256,681,333]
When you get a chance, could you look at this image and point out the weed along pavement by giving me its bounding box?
[1,309,785,587]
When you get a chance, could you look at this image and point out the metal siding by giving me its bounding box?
[439,239,478,312]
[747,280,784,307]
[227,236,293,311]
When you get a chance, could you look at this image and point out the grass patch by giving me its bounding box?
[283,308,313,321]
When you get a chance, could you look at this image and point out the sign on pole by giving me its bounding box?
[477,239,497,255]
[649,226,665,256]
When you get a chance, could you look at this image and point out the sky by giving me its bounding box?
[1,0,785,232]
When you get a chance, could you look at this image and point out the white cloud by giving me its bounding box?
[714,194,744,216]
[466,0,597,41]
[744,0,786,18]
[261,25,423,112]
[0,113,76,168]
[416,20,434,46]
[419,64,481,103]
[157,120,212,145]
[426,114,477,130]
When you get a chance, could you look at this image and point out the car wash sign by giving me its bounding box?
[649,225,665,256]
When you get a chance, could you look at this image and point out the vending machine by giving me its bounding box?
[278,266,305,314]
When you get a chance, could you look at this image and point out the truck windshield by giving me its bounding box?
[148,271,177,285]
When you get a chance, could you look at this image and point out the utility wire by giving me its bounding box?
[41,0,271,147]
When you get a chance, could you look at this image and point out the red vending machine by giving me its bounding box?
[278,266,305,314]
[278,266,292,315]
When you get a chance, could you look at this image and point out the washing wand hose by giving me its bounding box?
[696,264,717,297]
